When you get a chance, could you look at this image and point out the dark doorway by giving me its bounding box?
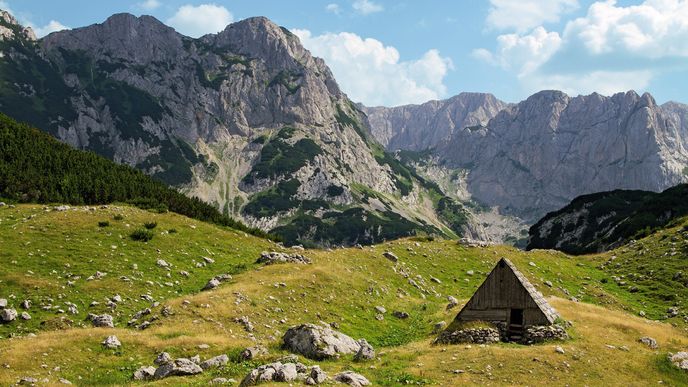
[508,308,524,341]
[510,308,523,325]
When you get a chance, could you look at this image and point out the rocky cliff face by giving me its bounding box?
[0,11,472,246]
[367,90,688,223]
[361,93,508,151]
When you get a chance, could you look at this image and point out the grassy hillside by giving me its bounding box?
[1,204,687,385]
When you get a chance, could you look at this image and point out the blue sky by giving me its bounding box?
[2,0,688,106]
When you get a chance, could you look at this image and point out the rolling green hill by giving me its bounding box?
[0,204,686,385]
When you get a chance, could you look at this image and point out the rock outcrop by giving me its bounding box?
[282,323,363,360]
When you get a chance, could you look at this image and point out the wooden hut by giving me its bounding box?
[452,258,560,340]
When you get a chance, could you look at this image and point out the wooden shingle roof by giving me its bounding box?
[501,258,560,323]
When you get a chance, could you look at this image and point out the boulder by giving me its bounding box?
[392,311,409,319]
[240,362,308,386]
[354,339,375,361]
[309,366,327,384]
[240,345,268,360]
[200,354,229,370]
[132,366,156,381]
[154,352,172,366]
[669,352,688,370]
[1,308,18,322]
[446,296,459,310]
[282,323,361,360]
[257,251,311,265]
[203,278,221,291]
[639,336,658,349]
[153,358,203,379]
[102,335,121,349]
[333,371,371,386]
[383,251,398,262]
[90,314,114,328]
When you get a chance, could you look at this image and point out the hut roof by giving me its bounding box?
[500,258,559,323]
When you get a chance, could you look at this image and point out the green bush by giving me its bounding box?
[130,229,154,242]
[97,221,110,228]
[113,214,124,221]
[144,221,157,229]
[168,228,177,234]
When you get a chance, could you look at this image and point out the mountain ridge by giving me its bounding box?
[0,9,480,246]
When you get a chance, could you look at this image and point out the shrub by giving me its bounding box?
[168,228,177,234]
[113,214,124,221]
[98,221,110,227]
[130,229,154,242]
[144,221,157,229]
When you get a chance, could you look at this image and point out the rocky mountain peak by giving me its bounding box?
[0,9,36,41]
[205,16,317,76]
[41,13,182,62]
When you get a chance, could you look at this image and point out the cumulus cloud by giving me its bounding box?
[325,3,341,14]
[476,0,688,96]
[167,3,233,38]
[486,0,579,32]
[564,0,688,58]
[472,27,562,76]
[137,0,162,11]
[293,29,453,106]
[352,0,383,15]
[33,20,69,37]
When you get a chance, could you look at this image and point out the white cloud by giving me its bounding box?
[166,4,233,38]
[325,3,341,14]
[352,0,383,15]
[473,27,562,76]
[487,0,579,32]
[33,20,69,37]
[477,0,688,96]
[564,0,688,58]
[137,0,162,11]
[293,29,453,106]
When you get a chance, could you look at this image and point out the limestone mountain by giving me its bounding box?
[367,90,688,223]
[0,10,476,246]
[361,92,508,152]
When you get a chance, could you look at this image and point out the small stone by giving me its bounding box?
[639,337,658,350]
[133,366,156,381]
[392,311,409,319]
[555,346,565,354]
[354,339,375,361]
[240,345,268,360]
[153,358,203,379]
[1,308,18,322]
[374,306,386,314]
[333,371,370,386]
[383,251,399,262]
[200,354,229,370]
[154,352,172,366]
[544,281,553,287]
[433,321,447,333]
[102,335,121,349]
[20,312,31,320]
[203,278,221,291]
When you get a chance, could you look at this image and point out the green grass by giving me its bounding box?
[1,205,688,385]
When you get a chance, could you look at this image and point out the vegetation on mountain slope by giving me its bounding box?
[0,204,687,385]
[0,113,270,239]
[527,184,688,254]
